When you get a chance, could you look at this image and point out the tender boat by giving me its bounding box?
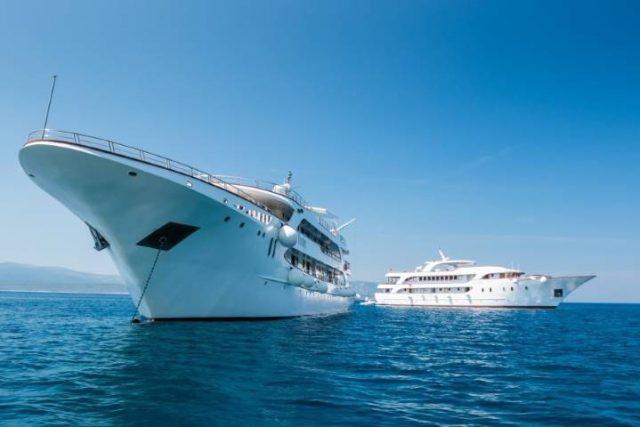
[19,129,356,320]
[375,250,594,308]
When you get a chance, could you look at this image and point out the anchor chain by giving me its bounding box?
[131,236,167,324]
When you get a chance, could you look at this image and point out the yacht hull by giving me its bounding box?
[374,275,594,308]
[19,141,353,319]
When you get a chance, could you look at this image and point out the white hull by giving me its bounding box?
[19,140,354,319]
[375,275,594,308]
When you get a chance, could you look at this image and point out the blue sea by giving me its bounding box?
[1,292,639,426]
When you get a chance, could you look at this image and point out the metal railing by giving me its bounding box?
[25,129,307,212]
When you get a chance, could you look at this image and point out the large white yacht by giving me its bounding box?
[375,251,594,308]
[19,129,356,320]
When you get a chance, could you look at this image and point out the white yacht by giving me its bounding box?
[19,129,356,320]
[375,250,594,308]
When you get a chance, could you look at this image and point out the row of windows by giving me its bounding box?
[384,285,534,294]
[235,204,272,225]
[481,286,528,293]
[410,275,466,282]
[286,248,345,286]
[298,220,341,260]
[393,287,472,294]
[481,272,522,279]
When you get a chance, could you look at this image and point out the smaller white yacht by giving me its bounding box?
[375,250,595,308]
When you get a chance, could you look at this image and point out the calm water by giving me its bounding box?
[0,293,639,426]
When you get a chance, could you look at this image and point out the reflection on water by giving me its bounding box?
[1,292,639,426]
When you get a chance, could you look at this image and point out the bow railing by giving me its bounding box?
[25,129,308,212]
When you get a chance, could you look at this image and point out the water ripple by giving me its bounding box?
[1,293,639,426]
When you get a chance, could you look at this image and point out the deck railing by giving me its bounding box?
[25,129,308,212]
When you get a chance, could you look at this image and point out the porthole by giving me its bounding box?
[224,216,230,222]
[257,230,261,236]
[239,222,245,228]
[128,171,137,177]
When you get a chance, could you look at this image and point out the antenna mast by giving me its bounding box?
[42,74,58,138]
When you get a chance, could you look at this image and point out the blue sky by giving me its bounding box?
[1,1,638,302]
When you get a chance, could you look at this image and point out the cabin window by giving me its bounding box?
[554,289,563,297]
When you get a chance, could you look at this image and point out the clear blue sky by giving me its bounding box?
[1,1,638,302]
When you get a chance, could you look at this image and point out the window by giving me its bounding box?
[481,288,484,292]
[554,289,563,297]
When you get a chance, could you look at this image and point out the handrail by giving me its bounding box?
[24,129,306,213]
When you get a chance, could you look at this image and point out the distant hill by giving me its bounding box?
[0,262,379,297]
[0,262,126,294]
